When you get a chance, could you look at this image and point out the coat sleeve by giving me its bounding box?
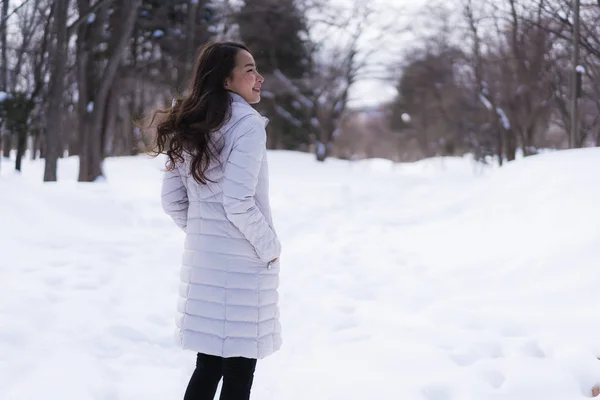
[222,115,281,263]
[161,166,189,232]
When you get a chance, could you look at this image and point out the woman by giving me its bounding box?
[154,41,282,400]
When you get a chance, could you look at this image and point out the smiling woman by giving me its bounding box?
[224,50,265,104]
[146,41,282,400]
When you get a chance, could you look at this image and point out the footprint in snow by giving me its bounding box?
[500,324,527,338]
[336,305,355,315]
[518,339,546,358]
[478,368,506,389]
[106,324,149,343]
[446,341,504,367]
[146,314,169,326]
[422,384,452,400]
[71,281,99,290]
[43,275,65,287]
[332,319,359,332]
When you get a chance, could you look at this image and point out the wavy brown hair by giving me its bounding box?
[148,41,249,184]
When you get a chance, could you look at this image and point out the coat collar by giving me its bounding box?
[228,91,249,105]
[228,91,270,127]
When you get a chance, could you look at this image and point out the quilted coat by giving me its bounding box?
[161,92,282,359]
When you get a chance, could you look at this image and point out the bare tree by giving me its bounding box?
[272,0,398,161]
[0,0,7,172]
[77,0,141,182]
[1,0,8,90]
[464,0,511,165]
[537,0,600,147]
[0,0,52,172]
[501,0,554,156]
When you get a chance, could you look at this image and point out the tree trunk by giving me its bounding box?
[505,129,517,162]
[184,0,198,87]
[522,126,537,156]
[315,130,332,162]
[78,0,141,182]
[14,129,26,172]
[496,128,503,167]
[2,133,11,158]
[75,0,93,177]
[31,132,40,160]
[44,0,70,182]
[39,132,46,159]
[128,26,139,156]
[0,0,8,91]
[101,81,119,157]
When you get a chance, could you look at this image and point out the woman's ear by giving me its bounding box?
[224,78,230,89]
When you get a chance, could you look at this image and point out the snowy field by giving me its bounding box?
[1,149,599,399]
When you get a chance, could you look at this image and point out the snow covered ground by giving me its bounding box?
[1,149,599,399]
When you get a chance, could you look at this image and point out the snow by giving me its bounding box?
[0,91,9,103]
[87,102,94,112]
[1,148,600,399]
[481,81,490,96]
[479,93,493,111]
[576,65,586,74]
[152,30,165,39]
[87,13,96,24]
[401,112,411,123]
[496,107,511,130]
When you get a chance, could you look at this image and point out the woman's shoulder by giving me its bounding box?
[228,105,268,136]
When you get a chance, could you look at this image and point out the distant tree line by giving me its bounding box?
[388,0,600,165]
[1,0,597,180]
[0,0,395,180]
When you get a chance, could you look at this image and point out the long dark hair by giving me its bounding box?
[148,41,249,184]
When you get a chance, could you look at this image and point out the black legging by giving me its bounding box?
[184,353,258,400]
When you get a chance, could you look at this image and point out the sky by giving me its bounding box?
[333,0,429,108]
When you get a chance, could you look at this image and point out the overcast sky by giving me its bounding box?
[333,0,428,108]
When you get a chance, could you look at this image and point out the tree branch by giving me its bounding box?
[67,0,113,38]
[1,0,32,24]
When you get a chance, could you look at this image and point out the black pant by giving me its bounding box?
[184,353,257,400]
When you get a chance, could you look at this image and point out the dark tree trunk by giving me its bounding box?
[78,0,141,182]
[31,132,40,160]
[2,133,10,158]
[14,129,26,171]
[496,129,503,167]
[505,129,517,162]
[39,132,46,159]
[0,0,8,91]
[101,80,119,158]
[44,0,70,182]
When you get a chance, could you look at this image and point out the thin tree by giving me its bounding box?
[44,0,70,181]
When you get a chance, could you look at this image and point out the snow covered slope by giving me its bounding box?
[1,149,599,399]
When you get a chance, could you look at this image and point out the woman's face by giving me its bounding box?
[225,50,265,104]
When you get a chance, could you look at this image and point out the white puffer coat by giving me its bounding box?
[161,92,282,359]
